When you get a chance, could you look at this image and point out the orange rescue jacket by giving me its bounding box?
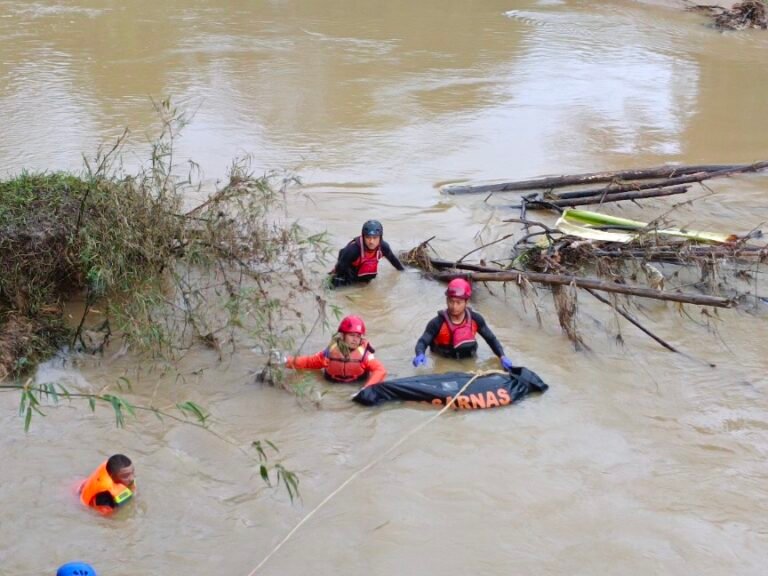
[79,461,134,515]
[286,340,387,386]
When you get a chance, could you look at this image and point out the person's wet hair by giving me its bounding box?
[106,454,132,476]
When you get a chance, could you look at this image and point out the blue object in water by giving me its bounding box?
[57,562,98,576]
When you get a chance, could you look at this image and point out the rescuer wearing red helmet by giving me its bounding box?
[329,220,405,288]
[285,315,387,386]
[412,278,514,370]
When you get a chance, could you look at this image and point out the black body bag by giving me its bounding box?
[353,367,548,410]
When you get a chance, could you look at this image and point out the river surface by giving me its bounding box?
[2,1,768,575]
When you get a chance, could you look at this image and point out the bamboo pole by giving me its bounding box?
[440,163,766,195]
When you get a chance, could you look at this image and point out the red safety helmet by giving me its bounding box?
[445,278,472,300]
[337,315,366,335]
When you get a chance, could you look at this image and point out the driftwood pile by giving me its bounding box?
[689,0,768,30]
[412,163,768,355]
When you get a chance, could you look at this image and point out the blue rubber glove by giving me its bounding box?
[412,353,426,367]
[500,355,514,371]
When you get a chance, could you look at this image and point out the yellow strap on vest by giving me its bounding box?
[114,487,134,506]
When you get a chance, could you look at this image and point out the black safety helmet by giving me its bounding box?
[362,220,383,237]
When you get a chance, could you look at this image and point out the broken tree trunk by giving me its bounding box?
[524,185,690,209]
[440,162,768,195]
[430,269,733,308]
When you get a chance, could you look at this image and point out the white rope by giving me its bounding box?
[245,369,504,575]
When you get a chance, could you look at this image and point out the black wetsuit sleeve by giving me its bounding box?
[473,312,505,357]
[333,241,362,282]
[415,315,444,355]
[93,491,117,509]
[380,241,405,271]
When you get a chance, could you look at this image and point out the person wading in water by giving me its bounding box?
[329,220,404,288]
[285,315,386,387]
[412,278,514,370]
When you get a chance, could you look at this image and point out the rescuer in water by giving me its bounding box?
[329,220,404,287]
[285,315,386,386]
[412,278,514,370]
[79,454,135,515]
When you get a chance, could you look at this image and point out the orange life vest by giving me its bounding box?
[79,461,134,515]
[433,309,478,357]
[352,236,382,278]
[324,340,371,383]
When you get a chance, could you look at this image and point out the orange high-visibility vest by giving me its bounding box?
[79,461,134,515]
[324,341,370,383]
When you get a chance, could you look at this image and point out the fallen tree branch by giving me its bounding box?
[456,233,516,264]
[525,185,690,209]
[502,217,558,233]
[440,162,767,195]
[584,288,681,353]
[423,257,506,273]
[430,269,733,308]
[409,253,736,307]
[583,288,713,368]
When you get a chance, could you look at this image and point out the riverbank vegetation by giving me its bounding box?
[1,100,329,379]
[1,100,327,497]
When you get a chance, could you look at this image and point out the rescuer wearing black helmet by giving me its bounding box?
[330,220,404,287]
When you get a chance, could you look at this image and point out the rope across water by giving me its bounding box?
[245,369,506,575]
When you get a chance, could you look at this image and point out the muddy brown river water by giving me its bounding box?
[1,1,768,574]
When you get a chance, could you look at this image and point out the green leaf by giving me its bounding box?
[121,398,136,418]
[58,383,70,400]
[26,391,39,408]
[275,464,300,502]
[259,464,270,485]
[252,440,268,462]
[176,401,208,424]
[24,407,32,432]
[104,394,124,427]
[264,439,279,453]
[116,376,132,391]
